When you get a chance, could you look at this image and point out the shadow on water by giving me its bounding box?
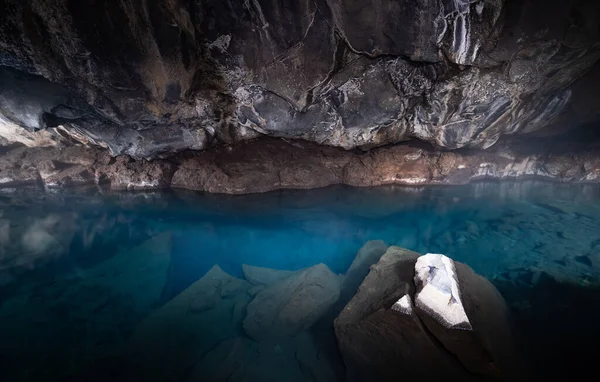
[494,275,600,381]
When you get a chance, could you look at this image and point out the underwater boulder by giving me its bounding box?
[0,232,173,381]
[243,263,341,341]
[334,248,526,381]
[340,240,388,301]
[127,265,251,382]
[242,263,296,286]
[184,332,341,382]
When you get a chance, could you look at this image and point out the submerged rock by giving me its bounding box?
[242,264,296,286]
[243,263,341,341]
[184,332,341,382]
[0,232,173,381]
[334,247,526,381]
[127,265,251,382]
[340,240,388,301]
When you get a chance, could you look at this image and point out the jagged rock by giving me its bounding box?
[0,1,599,156]
[242,264,296,286]
[413,254,472,330]
[243,263,341,341]
[2,136,600,193]
[340,240,388,301]
[334,247,472,381]
[334,248,526,381]
[127,265,251,382]
[414,253,524,380]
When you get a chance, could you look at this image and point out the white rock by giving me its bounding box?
[414,253,471,330]
[390,294,413,315]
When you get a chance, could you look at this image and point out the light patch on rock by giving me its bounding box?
[21,215,61,255]
[414,253,472,330]
[391,294,413,315]
[0,115,57,147]
[207,34,231,53]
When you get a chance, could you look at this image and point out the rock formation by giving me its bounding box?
[334,248,526,381]
[1,135,600,193]
[0,0,599,171]
[243,263,341,341]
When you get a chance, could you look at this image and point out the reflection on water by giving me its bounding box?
[0,182,600,381]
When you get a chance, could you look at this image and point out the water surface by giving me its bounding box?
[1,182,599,381]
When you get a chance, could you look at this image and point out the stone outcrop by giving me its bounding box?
[243,263,341,341]
[0,1,599,158]
[1,136,599,193]
[334,248,526,381]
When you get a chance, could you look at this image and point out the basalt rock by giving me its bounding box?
[0,1,599,158]
[334,248,526,381]
[1,137,600,193]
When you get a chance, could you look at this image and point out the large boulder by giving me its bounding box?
[127,265,251,382]
[414,253,525,380]
[334,247,527,381]
[334,247,472,381]
[243,263,341,341]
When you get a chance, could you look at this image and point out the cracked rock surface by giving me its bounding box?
[1,0,599,159]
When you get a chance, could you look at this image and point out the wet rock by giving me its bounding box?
[335,247,471,381]
[127,265,251,382]
[83,232,174,314]
[340,240,388,301]
[0,232,173,381]
[416,254,524,379]
[242,264,296,286]
[1,135,600,194]
[243,263,341,341]
[334,248,526,381]
[185,332,341,382]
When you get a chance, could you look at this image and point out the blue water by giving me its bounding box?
[1,182,600,381]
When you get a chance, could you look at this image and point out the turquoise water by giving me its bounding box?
[1,182,600,381]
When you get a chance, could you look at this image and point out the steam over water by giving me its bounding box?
[0,182,599,381]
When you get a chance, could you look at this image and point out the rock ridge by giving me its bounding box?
[1,137,599,194]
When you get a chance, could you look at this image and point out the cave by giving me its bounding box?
[1,0,600,381]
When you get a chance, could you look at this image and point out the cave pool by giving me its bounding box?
[0,181,599,381]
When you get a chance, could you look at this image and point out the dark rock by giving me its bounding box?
[243,263,340,341]
[334,247,472,381]
[0,0,599,156]
[334,248,527,381]
[1,136,600,193]
[574,255,593,267]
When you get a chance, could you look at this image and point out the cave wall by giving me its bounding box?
[0,0,599,159]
